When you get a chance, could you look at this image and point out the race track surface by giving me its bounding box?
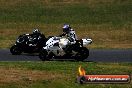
[0,49,132,62]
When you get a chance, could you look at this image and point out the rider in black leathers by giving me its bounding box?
[28,29,46,46]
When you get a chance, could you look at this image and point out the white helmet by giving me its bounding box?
[62,24,71,33]
[33,29,40,34]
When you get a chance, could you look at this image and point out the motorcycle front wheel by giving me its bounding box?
[74,47,89,61]
[10,45,22,55]
[39,49,48,61]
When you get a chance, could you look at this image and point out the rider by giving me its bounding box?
[59,24,78,55]
[60,24,77,45]
[28,29,46,46]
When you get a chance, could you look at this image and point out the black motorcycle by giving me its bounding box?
[10,33,47,55]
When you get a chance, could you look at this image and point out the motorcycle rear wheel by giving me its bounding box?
[10,45,22,55]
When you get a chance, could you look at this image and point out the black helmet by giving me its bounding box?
[62,24,71,33]
[33,29,40,34]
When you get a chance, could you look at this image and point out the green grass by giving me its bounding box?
[0,0,132,48]
[0,0,131,24]
[0,61,131,88]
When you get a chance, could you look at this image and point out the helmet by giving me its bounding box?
[62,24,71,33]
[33,29,40,34]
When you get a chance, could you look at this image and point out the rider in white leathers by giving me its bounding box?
[60,24,77,45]
[59,24,78,54]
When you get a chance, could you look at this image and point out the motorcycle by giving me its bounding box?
[10,33,47,55]
[39,36,92,61]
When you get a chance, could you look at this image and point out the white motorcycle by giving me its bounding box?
[39,36,92,61]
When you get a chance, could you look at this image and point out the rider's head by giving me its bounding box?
[33,29,40,34]
[62,24,71,34]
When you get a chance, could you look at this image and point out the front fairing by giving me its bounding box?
[82,38,92,46]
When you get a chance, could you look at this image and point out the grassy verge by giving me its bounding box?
[0,24,132,49]
[0,61,131,88]
[0,0,132,49]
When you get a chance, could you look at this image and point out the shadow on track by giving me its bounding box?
[22,53,39,56]
[41,59,94,62]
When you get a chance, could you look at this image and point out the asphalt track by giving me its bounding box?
[0,49,132,62]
